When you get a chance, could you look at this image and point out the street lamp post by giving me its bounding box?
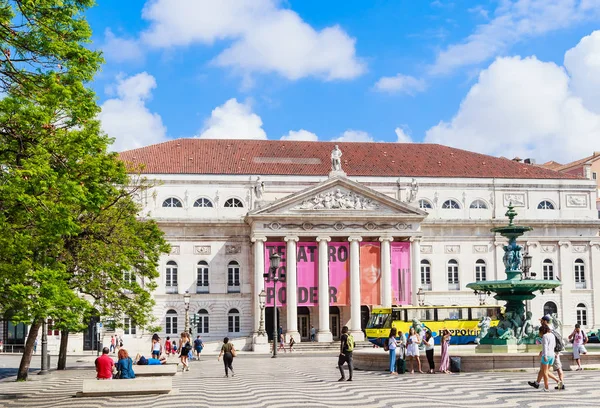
[38,318,49,375]
[258,289,267,336]
[183,291,191,334]
[417,287,425,307]
[263,253,283,358]
[478,290,488,306]
[522,252,533,313]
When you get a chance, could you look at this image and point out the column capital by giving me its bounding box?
[558,240,571,249]
[251,236,267,243]
[316,236,331,243]
[284,236,300,242]
[526,241,540,249]
[348,236,363,242]
[409,236,422,243]
[590,241,600,250]
[379,236,394,243]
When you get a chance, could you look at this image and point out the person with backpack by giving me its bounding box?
[337,326,354,381]
[194,335,204,360]
[529,315,565,390]
[569,323,588,371]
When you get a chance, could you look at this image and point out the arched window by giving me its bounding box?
[442,199,460,209]
[166,261,178,293]
[576,303,587,326]
[228,308,240,333]
[194,197,213,207]
[162,197,182,208]
[420,260,431,290]
[574,259,586,289]
[227,261,240,292]
[475,259,487,281]
[166,309,178,335]
[418,199,433,210]
[197,309,209,334]
[197,261,209,293]
[542,259,554,280]
[537,200,555,210]
[447,259,459,290]
[470,200,488,209]
[224,198,244,208]
[543,301,557,317]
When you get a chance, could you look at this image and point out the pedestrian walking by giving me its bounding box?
[218,337,236,377]
[568,324,588,371]
[310,325,316,342]
[337,326,354,381]
[179,332,191,372]
[109,335,115,353]
[439,329,451,374]
[424,330,435,374]
[528,315,566,390]
[537,326,560,391]
[289,336,295,352]
[194,335,204,360]
[151,333,162,359]
[33,339,38,354]
[387,327,398,375]
[406,327,423,374]
[278,333,286,353]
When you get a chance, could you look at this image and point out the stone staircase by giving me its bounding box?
[290,340,373,352]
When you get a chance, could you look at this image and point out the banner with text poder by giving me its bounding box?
[391,242,411,305]
[360,242,381,305]
[264,242,348,306]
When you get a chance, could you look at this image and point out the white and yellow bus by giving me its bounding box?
[366,305,502,346]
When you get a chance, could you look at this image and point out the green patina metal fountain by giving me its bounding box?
[467,204,561,352]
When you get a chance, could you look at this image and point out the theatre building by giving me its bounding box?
[6,138,598,352]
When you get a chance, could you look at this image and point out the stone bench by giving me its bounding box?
[78,377,172,397]
[134,364,178,376]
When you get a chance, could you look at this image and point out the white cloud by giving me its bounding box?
[395,127,413,143]
[332,130,374,143]
[102,29,144,64]
[564,30,600,113]
[430,0,600,75]
[197,98,267,140]
[140,0,365,81]
[425,33,600,163]
[281,129,318,141]
[374,74,426,95]
[99,72,167,152]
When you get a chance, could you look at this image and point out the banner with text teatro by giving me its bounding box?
[264,242,349,307]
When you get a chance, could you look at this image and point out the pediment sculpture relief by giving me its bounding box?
[292,189,380,210]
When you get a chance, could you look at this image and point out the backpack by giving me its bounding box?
[552,330,565,353]
[346,334,355,352]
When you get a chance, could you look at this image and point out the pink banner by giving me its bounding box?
[391,242,411,305]
[297,242,318,306]
[265,243,287,307]
[328,242,349,306]
[360,242,381,305]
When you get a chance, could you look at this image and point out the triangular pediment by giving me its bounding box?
[247,177,427,219]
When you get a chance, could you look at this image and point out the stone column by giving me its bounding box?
[251,236,267,335]
[285,236,300,342]
[410,237,421,305]
[348,236,364,341]
[379,236,394,307]
[591,242,600,328]
[558,241,574,329]
[316,236,332,342]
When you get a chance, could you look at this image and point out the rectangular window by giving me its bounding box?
[198,315,209,334]
[576,309,587,326]
[124,318,136,335]
[227,265,241,293]
[475,265,487,281]
[420,264,431,290]
[575,264,586,288]
[166,316,178,335]
[228,315,240,333]
[447,264,459,290]
[197,266,209,293]
[543,264,554,280]
[593,172,597,180]
[47,319,59,336]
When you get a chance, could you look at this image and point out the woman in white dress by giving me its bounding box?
[406,327,423,374]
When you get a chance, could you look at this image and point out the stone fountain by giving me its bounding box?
[467,204,561,352]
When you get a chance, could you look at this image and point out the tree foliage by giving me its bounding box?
[0,1,169,380]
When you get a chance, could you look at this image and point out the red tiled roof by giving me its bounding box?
[556,152,600,172]
[539,160,563,171]
[118,139,580,179]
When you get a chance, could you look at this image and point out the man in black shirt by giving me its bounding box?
[338,326,353,381]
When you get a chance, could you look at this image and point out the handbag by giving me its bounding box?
[231,346,237,357]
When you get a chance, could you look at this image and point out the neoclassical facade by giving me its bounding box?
[4,139,599,351]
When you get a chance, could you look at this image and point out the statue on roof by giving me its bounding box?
[254,176,265,200]
[407,178,418,203]
[331,145,342,172]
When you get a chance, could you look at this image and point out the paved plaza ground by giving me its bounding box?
[1,353,599,408]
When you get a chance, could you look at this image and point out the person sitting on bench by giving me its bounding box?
[135,353,167,365]
[95,347,115,380]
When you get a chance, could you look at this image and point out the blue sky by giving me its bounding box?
[88,1,600,163]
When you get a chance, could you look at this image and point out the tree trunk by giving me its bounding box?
[57,330,69,370]
[17,320,41,381]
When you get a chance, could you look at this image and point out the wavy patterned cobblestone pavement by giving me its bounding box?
[0,355,598,408]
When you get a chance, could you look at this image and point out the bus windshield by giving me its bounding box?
[367,313,391,329]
